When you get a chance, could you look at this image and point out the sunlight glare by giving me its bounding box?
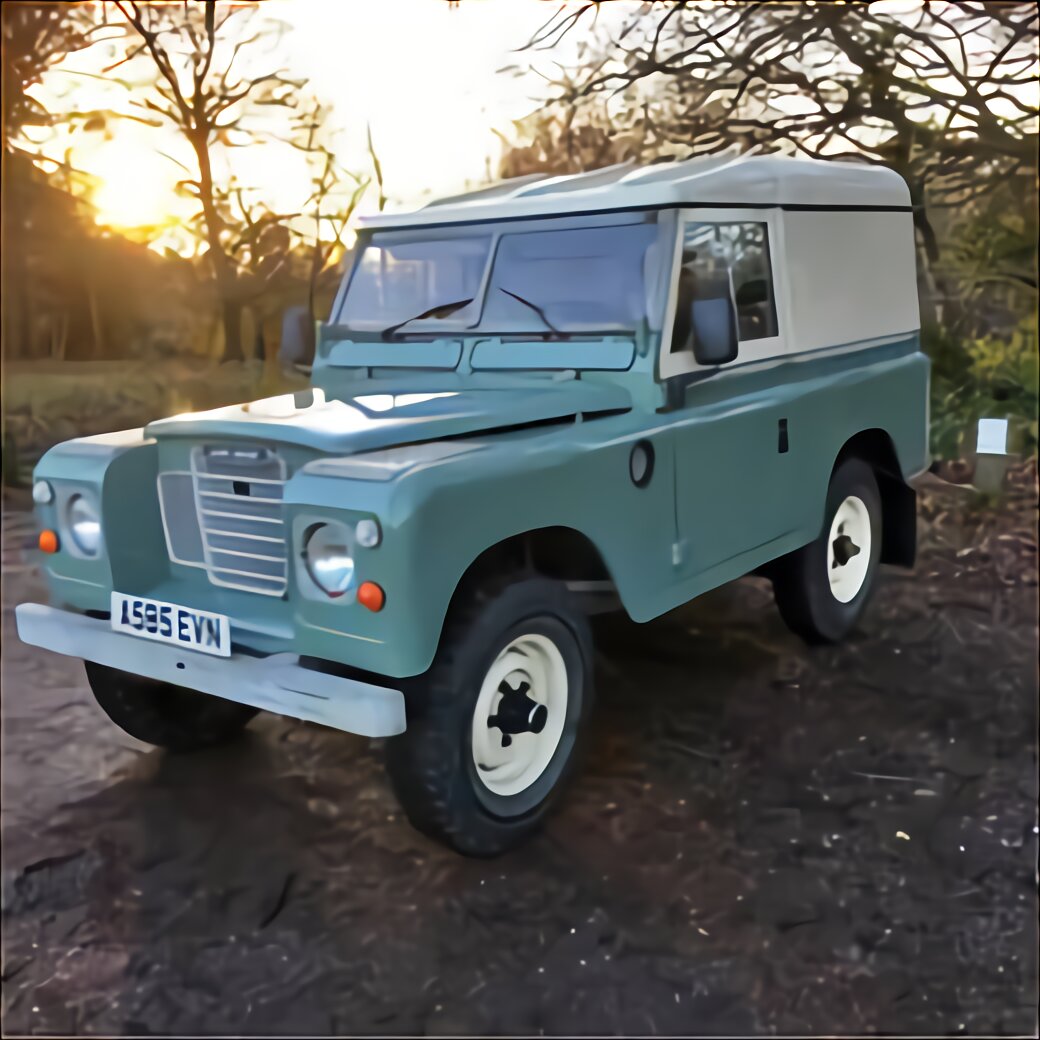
[90,147,180,229]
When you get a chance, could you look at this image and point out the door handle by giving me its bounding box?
[778,418,789,454]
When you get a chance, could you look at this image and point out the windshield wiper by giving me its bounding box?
[380,297,473,339]
[498,287,565,338]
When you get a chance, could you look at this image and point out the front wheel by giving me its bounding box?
[385,575,594,857]
[85,662,258,752]
[771,457,883,645]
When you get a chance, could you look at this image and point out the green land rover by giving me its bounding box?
[17,155,930,855]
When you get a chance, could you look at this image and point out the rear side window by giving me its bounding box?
[674,221,779,349]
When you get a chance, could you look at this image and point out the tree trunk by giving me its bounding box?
[221,298,243,364]
[86,279,104,360]
[1,151,29,359]
[191,129,242,363]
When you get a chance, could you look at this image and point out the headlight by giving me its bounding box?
[303,523,354,597]
[33,480,54,504]
[67,494,102,556]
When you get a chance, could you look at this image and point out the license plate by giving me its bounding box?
[111,593,231,657]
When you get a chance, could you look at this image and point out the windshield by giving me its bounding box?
[339,233,491,331]
[337,218,662,336]
[483,223,658,333]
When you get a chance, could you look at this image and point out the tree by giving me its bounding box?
[497,102,635,179]
[109,0,309,362]
[507,1,1039,326]
[1,1,104,358]
[297,104,370,330]
[522,3,1037,178]
[1,1,101,152]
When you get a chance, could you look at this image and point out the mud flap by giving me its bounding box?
[878,471,916,568]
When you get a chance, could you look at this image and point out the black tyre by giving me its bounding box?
[85,662,258,752]
[385,574,594,857]
[771,457,883,645]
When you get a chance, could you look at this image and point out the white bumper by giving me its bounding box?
[15,603,406,738]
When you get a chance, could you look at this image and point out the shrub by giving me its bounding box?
[928,317,1039,460]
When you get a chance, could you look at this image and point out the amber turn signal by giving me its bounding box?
[38,529,59,554]
[357,581,385,612]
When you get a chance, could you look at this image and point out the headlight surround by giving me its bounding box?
[303,522,355,597]
[67,494,102,556]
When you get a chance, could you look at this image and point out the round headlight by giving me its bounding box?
[67,494,102,556]
[304,523,355,597]
[33,480,54,504]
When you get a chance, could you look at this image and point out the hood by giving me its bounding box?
[145,381,632,455]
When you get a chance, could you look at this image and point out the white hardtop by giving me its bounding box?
[358,154,912,231]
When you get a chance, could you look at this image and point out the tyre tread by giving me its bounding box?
[385,571,592,857]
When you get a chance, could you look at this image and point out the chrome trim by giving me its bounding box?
[205,527,284,543]
[199,490,284,505]
[199,508,283,524]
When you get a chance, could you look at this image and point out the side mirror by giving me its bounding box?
[278,305,315,374]
[690,295,738,366]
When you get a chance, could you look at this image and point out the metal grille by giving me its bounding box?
[158,445,289,597]
[193,445,288,596]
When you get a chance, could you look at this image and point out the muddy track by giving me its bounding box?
[2,467,1037,1036]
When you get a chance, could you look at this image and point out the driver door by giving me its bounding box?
[665,210,798,581]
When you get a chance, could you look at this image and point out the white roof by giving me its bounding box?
[359,154,911,231]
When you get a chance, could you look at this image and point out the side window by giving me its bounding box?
[671,221,779,355]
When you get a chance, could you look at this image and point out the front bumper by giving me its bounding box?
[15,604,406,738]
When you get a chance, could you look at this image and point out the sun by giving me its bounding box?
[89,146,182,230]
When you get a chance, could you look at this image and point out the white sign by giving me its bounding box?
[976,418,1009,456]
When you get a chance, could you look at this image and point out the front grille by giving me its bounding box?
[158,445,289,597]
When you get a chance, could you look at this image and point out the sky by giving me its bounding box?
[24,0,636,253]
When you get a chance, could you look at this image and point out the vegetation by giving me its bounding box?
[2,1,367,368]
[928,319,1039,460]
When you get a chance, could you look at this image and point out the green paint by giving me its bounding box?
[31,328,928,679]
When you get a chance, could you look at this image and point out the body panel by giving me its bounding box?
[29,335,928,680]
[145,380,633,454]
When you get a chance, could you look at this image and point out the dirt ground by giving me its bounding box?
[2,467,1037,1037]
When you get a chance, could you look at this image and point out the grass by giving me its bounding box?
[2,358,305,484]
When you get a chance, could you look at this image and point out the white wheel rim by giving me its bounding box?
[827,495,872,603]
[470,633,568,798]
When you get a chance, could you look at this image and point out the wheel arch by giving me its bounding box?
[834,428,916,568]
[442,525,619,630]
[458,525,613,589]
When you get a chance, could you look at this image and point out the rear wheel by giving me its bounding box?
[85,662,258,752]
[771,458,883,645]
[385,575,594,857]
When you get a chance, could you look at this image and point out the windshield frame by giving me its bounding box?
[332,210,667,340]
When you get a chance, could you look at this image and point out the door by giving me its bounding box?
[665,211,797,579]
